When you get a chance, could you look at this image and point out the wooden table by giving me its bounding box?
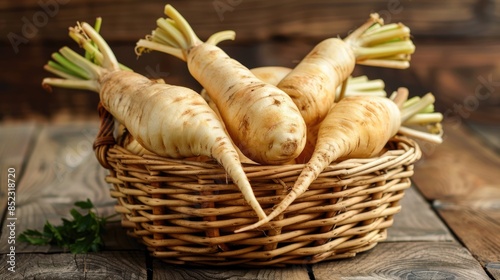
[1,38,500,280]
[1,119,499,280]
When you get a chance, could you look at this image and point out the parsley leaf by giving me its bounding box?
[18,199,115,254]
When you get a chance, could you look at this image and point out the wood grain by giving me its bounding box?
[467,122,500,153]
[386,186,453,242]
[312,242,491,280]
[0,123,139,253]
[487,263,500,280]
[0,121,496,276]
[1,0,499,44]
[411,121,500,277]
[0,251,147,280]
[437,206,500,265]
[0,123,37,219]
[402,39,500,125]
[412,121,500,205]
[152,259,310,280]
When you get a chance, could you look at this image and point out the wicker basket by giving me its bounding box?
[93,103,422,267]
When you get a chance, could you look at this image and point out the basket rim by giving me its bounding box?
[99,135,421,177]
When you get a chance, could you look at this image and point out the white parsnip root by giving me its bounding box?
[236,89,443,232]
[42,20,268,221]
[136,4,307,165]
[236,96,402,232]
[275,13,414,130]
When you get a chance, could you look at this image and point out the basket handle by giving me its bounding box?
[93,102,116,169]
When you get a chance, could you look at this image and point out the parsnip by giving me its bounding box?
[42,21,268,221]
[277,14,414,128]
[236,96,402,232]
[136,5,307,165]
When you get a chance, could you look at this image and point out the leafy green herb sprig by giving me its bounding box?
[19,199,117,254]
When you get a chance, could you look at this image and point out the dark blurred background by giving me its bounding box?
[1,0,499,123]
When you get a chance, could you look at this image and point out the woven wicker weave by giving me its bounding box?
[93,103,421,267]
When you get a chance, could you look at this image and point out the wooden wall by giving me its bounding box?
[1,0,499,121]
[2,0,500,44]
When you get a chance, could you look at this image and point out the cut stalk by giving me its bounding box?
[51,52,90,79]
[345,79,385,91]
[400,93,436,123]
[58,47,103,79]
[85,17,102,61]
[335,76,387,101]
[391,87,409,109]
[42,77,99,92]
[344,14,415,69]
[44,64,81,80]
[357,24,411,46]
[354,41,415,60]
[356,59,410,69]
[391,89,444,144]
[346,75,369,84]
[42,19,125,93]
[404,113,444,125]
[46,61,82,80]
[398,126,443,144]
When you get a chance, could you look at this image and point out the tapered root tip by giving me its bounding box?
[234,218,271,233]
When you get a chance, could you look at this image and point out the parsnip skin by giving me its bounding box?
[236,96,401,232]
[101,71,214,158]
[251,66,292,87]
[186,44,306,165]
[200,65,298,165]
[278,38,355,127]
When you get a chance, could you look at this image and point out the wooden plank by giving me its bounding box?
[412,121,500,205]
[152,259,310,280]
[0,123,139,253]
[386,186,453,242]
[408,42,500,124]
[487,263,500,280]
[1,0,499,44]
[311,242,491,280]
[467,122,500,153]
[436,205,500,266]
[0,123,37,220]
[0,123,37,166]
[101,221,144,251]
[0,251,147,279]
[431,67,500,124]
[410,42,500,68]
[411,119,500,270]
